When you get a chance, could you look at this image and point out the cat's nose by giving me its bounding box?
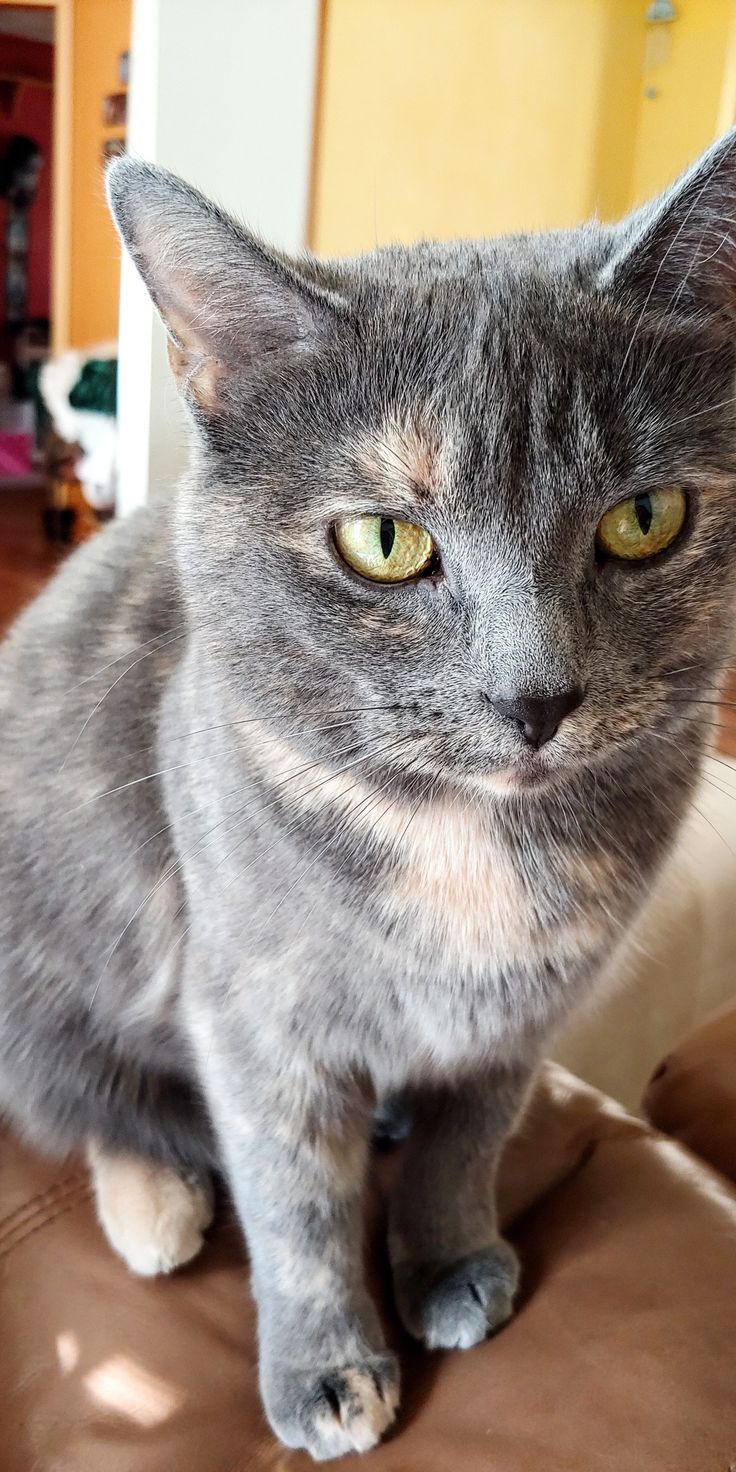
[489,687,584,749]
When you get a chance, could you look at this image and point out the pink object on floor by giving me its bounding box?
[0,433,33,477]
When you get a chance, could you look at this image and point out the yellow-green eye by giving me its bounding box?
[596,487,687,561]
[334,515,435,582]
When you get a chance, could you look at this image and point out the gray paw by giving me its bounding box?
[395,1240,520,1351]
[262,1352,400,1461]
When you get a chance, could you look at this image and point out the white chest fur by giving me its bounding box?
[244,725,610,985]
[385,798,540,973]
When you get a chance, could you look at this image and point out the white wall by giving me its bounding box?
[117,0,320,515]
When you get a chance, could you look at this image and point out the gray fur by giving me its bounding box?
[2,132,736,1457]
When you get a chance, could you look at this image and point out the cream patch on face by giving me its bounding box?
[275,415,444,570]
[356,610,417,639]
[351,416,441,510]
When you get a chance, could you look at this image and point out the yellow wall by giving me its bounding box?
[629,0,736,205]
[68,0,130,348]
[311,0,736,255]
[588,0,646,220]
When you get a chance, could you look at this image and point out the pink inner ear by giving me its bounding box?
[602,130,736,322]
[158,284,225,411]
[165,337,225,415]
[109,158,345,403]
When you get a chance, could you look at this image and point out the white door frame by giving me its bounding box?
[116,0,322,515]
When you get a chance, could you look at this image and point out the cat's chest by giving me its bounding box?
[380,797,614,980]
[370,798,619,1070]
[239,725,615,978]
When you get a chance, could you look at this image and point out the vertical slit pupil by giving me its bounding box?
[634,494,653,535]
[380,518,396,559]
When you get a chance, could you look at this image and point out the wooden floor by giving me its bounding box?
[1,481,734,758]
[0,482,64,637]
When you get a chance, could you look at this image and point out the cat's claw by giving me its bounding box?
[395,1240,519,1350]
[262,1352,400,1461]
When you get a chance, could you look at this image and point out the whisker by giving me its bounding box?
[65,709,412,817]
[63,765,189,816]
[662,662,705,678]
[389,763,440,854]
[674,394,736,425]
[173,777,396,985]
[229,771,411,932]
[213,732,423,879]
[662,697,736,709]
[86,731,420,1008]
[65,624,190,694]
[642,729,736,863]
[699,768,736,803]
[256,748,435,921]
[652,728,736,807]
[114,703,412,762]
[691,800,736,860]
[59,628,193,772]
[613,165,719,391]
[703,751,736,776]
[180,748,435,1012]
[124,713,426,875]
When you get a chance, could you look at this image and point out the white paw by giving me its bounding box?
[88,1144,214,1277]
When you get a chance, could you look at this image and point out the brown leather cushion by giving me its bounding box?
[643,998,736,1183]
[2,1064,736,1471]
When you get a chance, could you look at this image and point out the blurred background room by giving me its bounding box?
[2,0,736,1105]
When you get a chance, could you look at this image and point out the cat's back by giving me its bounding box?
[0,497,191,900]
[0,494,184,880]
[0,498,178,722]
[0,498,187,805]
[0,498,193,1107]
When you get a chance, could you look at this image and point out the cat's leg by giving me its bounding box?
[389,1064,532,1350]
[199,1061,399,1461]
[87,1141,214,1277]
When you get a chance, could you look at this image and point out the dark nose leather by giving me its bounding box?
[490,687,584,749]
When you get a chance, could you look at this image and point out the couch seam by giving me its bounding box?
[0,1171,88,1250]
[0,1180,91,1262]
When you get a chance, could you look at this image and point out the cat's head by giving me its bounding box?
[108,136,736,797]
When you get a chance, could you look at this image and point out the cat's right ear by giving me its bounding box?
[106,158,346,413]
[600,127,736,327]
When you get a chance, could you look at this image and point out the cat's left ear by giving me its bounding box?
[600,127,736,325]
[107,158,347,413]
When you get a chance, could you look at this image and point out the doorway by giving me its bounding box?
[0,6,53,483]
[0,4,59,628]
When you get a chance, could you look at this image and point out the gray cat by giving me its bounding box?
[1,131,735,1459]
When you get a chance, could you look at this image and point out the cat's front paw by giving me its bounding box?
[262,1352,400,1461]
[395,1239,520,1351]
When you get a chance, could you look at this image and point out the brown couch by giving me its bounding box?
[644,998,736,1184]
[2,1021,736,1472]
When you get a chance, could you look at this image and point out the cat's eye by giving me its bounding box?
[333,515,435,582]
[596,487,687,562]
